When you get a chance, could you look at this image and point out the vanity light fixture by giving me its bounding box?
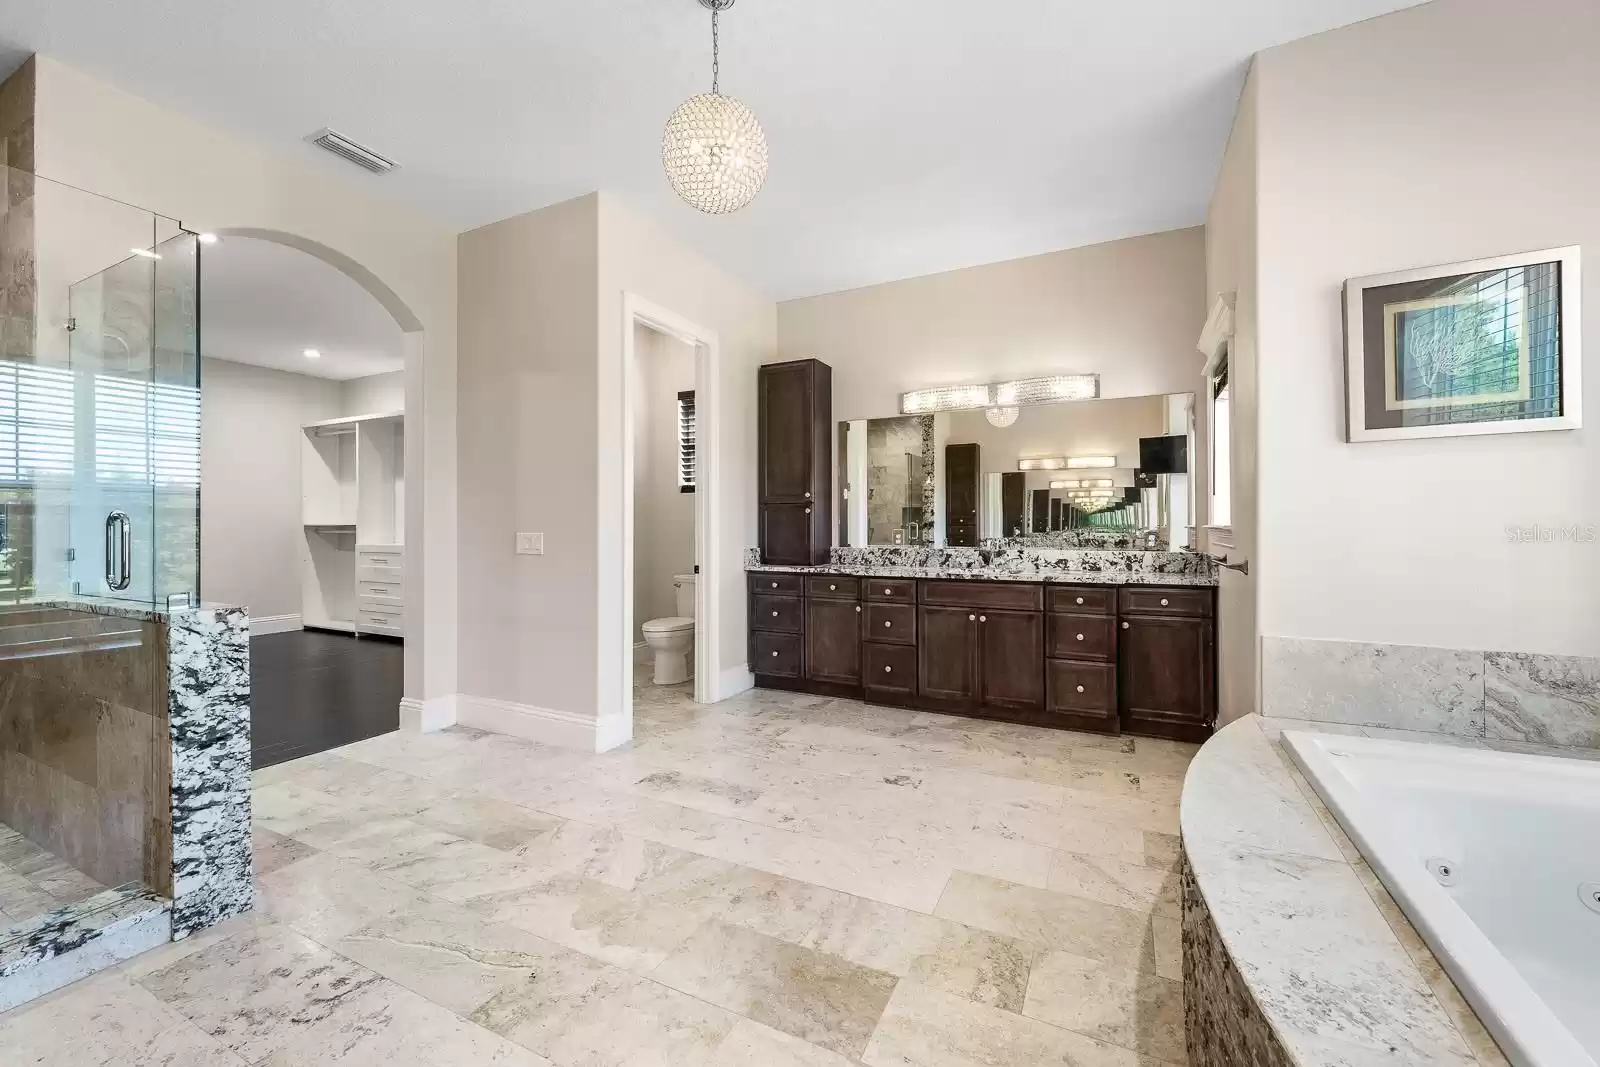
[1050,478,1115,490]
[662,0,769,215]
[1018,457,1068,471]
[1065,455,1117,469]
[900,374,1099,416]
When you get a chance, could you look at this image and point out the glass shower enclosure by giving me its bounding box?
[0,162,200,968]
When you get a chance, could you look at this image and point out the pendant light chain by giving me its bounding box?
[711,9,720,94]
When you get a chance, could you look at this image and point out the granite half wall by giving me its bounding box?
[1261,635,1600,752]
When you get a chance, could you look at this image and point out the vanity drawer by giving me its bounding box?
[1046,613,1116,662]
[357,595,402,616]
[750,594,804,633]
[806,576,860,601]
[752,631,803,678]
[865,602,916,646]
[1046,660,1116,713]
[1046,585,1116,616]
[358,580,403,601]
[921,580,1043,612]
[865,579,917,603]
[357,546,404,568]
[750,573,805,597]
[864,642,918,698]
[1119,586,1212,618]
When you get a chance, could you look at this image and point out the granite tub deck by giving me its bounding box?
[0,600,252,1011]
[1179,714,1509,1067]
[746,545,1219,587]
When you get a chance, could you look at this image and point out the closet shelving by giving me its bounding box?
[301,411,405,638]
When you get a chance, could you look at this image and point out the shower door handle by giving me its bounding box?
[105,511,132,591]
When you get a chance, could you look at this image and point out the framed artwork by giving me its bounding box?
[1343,246,1582,442]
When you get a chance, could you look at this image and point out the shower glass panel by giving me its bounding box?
[0,163,197,953]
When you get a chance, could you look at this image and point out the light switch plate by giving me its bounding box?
[516,532,543,556]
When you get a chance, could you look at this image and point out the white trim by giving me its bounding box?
[1198,293,1235,372]
[399,694,456,733]
[1344,245,1582,443]
[714,664,755,703]
[617,294,722,747]
[250,613,302,636]
[456,694,620,752]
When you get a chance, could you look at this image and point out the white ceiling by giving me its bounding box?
[3,0,1423,300]
[201,236,404,381]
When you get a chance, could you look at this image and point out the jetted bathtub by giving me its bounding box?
[1284,731,1599,1067]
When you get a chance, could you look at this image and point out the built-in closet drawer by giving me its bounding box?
[357,545,404,568]
[357,564,403,585]
[358,579,403,601]
[356,610,403,637]
[357,595,403,616]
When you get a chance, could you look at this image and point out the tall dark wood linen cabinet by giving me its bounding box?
[758,359,832,565]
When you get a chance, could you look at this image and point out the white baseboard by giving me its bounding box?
[251,614,303,636]
[399,695,457,733]
[456,694,620,752]
[714,664,755,703]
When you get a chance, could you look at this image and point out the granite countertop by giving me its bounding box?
[745,545,1219,587]
[1180,715,1509,1066]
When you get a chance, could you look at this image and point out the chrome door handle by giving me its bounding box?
[104,511,131,591]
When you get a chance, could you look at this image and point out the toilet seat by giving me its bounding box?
[642,616,693,635]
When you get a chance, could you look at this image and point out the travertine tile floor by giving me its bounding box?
[0,681,1196,1066]
[0,824,108,932]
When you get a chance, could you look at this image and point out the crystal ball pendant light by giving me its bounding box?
[663,0,768,215]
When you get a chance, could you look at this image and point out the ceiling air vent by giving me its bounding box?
[306,128,396,173]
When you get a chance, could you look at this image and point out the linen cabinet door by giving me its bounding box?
[978,609,1044,711]
[918,605,978,706]
[1118,614,1215,742]
[806,597,862,687]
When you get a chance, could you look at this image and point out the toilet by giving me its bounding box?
[641,573,696,685]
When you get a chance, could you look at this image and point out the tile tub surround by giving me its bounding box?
[2,682,1201,1065]
[1262,635,1600,750]
[745,544,1219,586]
[1180,714,1507,1067]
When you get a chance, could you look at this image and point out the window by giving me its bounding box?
[677,390,696,493]
[0,360,76,485]
[94,373,201,486]
[1209,353,1232,530]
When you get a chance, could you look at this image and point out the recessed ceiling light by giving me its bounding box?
[303,348,322,360]
[197,232,218,244]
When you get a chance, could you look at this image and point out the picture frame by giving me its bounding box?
[1343,246,1582,442]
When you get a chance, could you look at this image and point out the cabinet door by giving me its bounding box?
[806,598,862,686]
[918,605,978,705]
[1119,615,1215,740]
[760,503,816,567]
[979,610,1044,711]
[945,443,979,547]
[759,362,814,502]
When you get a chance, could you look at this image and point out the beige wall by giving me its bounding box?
[200,357,340,621]
[1253,0,1599,659]
[598,194,778,728]
[342,370,406,416]
[779,226,1210,517]
[29,56,458,705]
[1205,63,1261,724]
[457,193,599,717]
[632,324,696,641]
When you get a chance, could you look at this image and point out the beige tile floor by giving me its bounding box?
[0,681,1196,1066]
[0,824,109,932]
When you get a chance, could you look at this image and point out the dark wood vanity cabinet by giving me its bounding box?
[758,360,832,565]
[750,573,1215,741]
[945,443,979,547]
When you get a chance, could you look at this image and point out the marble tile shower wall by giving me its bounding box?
[1261,635,1600,751]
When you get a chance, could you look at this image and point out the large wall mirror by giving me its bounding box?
[839,392,1195,550]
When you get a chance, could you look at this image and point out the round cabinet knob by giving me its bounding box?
[770,582,778,589]
[884,665,893,674]
[829,584,837,591]
[1122,622,1130,630]
[805,491,812,499]
[1160,598,1170,607]
[1075,597,1084,605]
[805,508,812,515]
[1076,685,1086,693]
[1076,633,1085,641]
[772,611,779,617]
[968,614,976,621]
[771,650,780,657]
[980,615,987,623]
[884,620,892,628]
[855,606,861,613]
[884,588,893,595]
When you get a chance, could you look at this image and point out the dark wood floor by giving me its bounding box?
[251,630,403,770]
